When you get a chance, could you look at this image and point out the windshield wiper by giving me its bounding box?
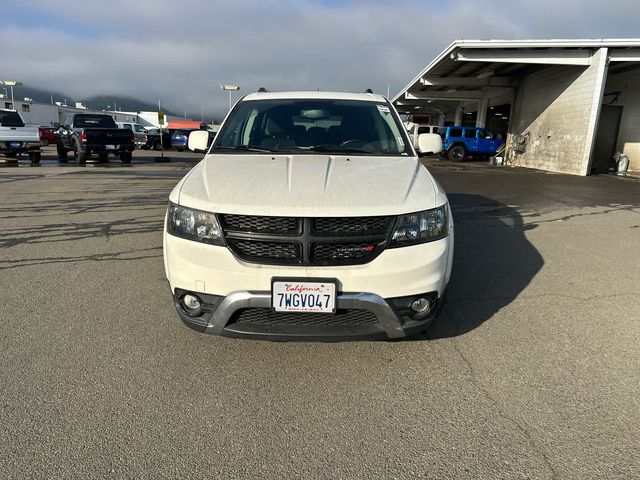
[214,145,277,153]
[309,144,372,154]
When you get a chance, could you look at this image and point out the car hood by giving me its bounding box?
[175,154,442,217]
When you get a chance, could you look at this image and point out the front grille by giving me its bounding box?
[229,308,378,327]
[220,214,299,234]
[312,217,392,236]
[220,214,393,266]
[228,239,300,261]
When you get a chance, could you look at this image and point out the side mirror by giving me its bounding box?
[417,133,443,155]
[188,130,210,153]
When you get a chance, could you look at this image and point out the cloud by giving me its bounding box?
[3,0,640,118]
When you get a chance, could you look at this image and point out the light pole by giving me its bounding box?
[220,84,240,111]
[0,81,23,110]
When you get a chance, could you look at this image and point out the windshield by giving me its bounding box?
[212,98,411,155]
[0,110,25,127]
[74,115,117,128]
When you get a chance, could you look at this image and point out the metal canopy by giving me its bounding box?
[393,39,640,116]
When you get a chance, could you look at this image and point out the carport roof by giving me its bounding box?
[393,38,640,110]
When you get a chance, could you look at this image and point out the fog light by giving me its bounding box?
[180,294,203,316]
[411,297,431,315]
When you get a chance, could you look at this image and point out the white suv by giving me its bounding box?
[163,91,453,340]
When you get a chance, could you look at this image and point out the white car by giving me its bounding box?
[163,91,453,340]
[0,109,42,163]
[406,122,442,154]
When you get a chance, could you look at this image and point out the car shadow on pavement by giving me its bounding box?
[422,193,544,340]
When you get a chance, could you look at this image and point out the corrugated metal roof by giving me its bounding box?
[393,38,640,104]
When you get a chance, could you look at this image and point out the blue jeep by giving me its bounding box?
[440,126,504,161]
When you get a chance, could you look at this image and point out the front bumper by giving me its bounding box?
[164,217,453,340]
[172,288,441,340]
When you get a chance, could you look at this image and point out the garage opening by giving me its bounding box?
[594,62,640,173]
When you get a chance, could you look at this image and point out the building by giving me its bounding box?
[6,98,202,131]
[393,39,640,175]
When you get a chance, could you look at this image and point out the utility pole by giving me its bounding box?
[158,100,165,159]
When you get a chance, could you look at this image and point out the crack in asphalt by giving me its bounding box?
[449,338,559,480]
[444,292,639,306]
[0,217,163,248]
[451,204,640,229]
[0,247,162,271]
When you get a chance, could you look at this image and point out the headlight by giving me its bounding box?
[389,205,448,247]
[167,203,224,246]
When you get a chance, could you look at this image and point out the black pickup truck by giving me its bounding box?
[141,128,173,151]
[56,113,135,164]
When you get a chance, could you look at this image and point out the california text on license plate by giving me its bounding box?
[272,279,336,313]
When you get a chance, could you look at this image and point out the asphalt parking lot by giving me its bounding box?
[1,150,639,479]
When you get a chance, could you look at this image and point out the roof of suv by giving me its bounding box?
[242,91,388,103]
[444,126,490,131]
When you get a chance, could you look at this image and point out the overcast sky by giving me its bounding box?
[3,0,639,118]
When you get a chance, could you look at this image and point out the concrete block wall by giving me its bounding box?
[604,69,640,172]
[510,52,606,175]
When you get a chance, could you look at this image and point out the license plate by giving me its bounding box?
[9,142,21,148]
[105,144,115,150]
[272,279,336,313]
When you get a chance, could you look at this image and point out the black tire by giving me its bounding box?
[448,144,466,162]
[98,151,108,162]
[176,147,184,152]
[141,145,150,150]
[56,143,68,159]
[29,151,41,164]
[153,140,162,151]
[74,144,87,164]
[120,151,132,164]
[42,139,50,147]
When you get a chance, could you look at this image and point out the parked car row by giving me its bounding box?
[406,122,504,161]
[116,122,203,152]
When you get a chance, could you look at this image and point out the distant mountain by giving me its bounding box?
[6,86,174,115]
[5,86,68,105]
[82,95,175,115]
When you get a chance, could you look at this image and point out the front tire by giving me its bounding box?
[153,140,162,151]
[74,143,87,164]
[120,151,132,164]
[29,151,41,164]
[448,144,466,162]
[56,143,68,160]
